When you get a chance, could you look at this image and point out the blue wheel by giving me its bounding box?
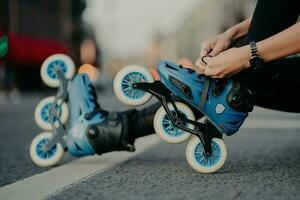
[41,54,75,87]
[34,96,69,130]
[186,136,227,173]
[114,65,154,106]
[30,132,64,167]
[154,102,195,144]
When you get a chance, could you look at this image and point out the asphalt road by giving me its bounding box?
[0,85,148,187]
[51,129,300,200]
[0,86,300,200]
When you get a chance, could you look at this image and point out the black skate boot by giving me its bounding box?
[86,109,137,154]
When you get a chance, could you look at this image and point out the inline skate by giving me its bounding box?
[113,60,256,173]
[30,54,132,167]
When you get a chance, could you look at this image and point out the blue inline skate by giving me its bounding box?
[30,54,134,167]
[113,60,256,173]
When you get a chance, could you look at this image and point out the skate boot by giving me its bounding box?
[30,54,134,167]
[113,60,257,173]
[86,110,136,154]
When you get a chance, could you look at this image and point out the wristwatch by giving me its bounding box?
[249,41,264,70]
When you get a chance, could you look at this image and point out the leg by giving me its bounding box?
[254,57,300,113]
[246,0,300,42]
[126,102,160,142]
[126,89,207,141]
[234,0,300,110]
[243,0,300,112]
[87,101,160,154]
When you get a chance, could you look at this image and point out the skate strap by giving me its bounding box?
[200,79,210,108]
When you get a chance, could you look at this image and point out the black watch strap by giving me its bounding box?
[250,41,259,56]
[249,41,263,70]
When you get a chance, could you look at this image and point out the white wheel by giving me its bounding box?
[154,102,195,144]
[186,136,227,173]
[113,65,154,106]
[41,54,75,87]
[30,132,64,167]
[34,96,69,130]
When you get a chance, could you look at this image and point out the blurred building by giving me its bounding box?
[0,0,101,90]
[161,0,256,63]
[101,0,256,76]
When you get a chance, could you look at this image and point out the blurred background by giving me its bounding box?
[2,0,300,193]
[0,0,256,99]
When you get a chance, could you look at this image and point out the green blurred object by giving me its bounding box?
[0,36,8,58]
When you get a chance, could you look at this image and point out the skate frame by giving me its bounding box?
[44,69,68,151]
[133,81,222,157]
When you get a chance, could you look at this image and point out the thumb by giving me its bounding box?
[209,43,224,57]
[204,66,213,76]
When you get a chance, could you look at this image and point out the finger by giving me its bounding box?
[209,43,224,57]
[212,72,227,79]
[195,58,206,73]
[195,58,205,68]
[199,43,212,58]
[201,55,212,65]
[197,68,205,74]
[204,66,213,76]
[203,64,220,77]
[195,58,201,67]
[200,48,209,58]
[223,71,236,78]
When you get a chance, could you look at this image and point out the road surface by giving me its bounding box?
[0,85,299,200]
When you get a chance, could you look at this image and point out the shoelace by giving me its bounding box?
[179,65,194,73]
[179,64,229,90]
[88,84,101,110]
[85,84,109,120]
[178,64,203,79]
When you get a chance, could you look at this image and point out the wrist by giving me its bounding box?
[239,45,251,69]
[224,28,237,40]
[226,25,246,41]
[249,41,264,70]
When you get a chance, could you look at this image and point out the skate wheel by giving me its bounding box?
[113,65,154,106]
[186,136,227,173]
[30,132,64,167]
[154,102,195,144]
[34,96,69,130]
[41,54,75,87]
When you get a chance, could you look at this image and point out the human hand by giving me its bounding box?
[199,46,251,78]
[196,31,236,71]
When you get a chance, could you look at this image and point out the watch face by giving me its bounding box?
[250,57,263,69]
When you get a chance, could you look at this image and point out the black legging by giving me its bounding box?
[128,0,300,141]
[245,0,300,112]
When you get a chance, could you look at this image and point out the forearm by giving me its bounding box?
[256,22,300,62]
[225,18,251,40]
